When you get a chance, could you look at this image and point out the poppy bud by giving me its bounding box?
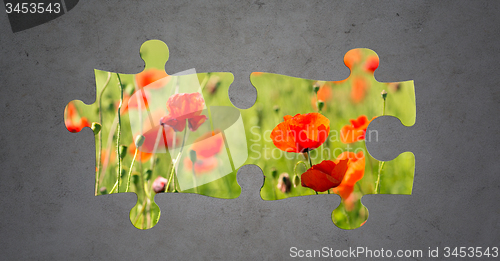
[316,100,325,111]
[106,101,114,111]
[119,145,128,159]
[273,105,280,113]
[120,169,127,178]
[152,176,168,193]
[293,174,300,188]
[277,173,291,193]
[381,90,387,100]
[135,135,145,147]
[91,122,101,135]
[206,76,221,94]
[189,150,197,165]
[99,187,107,195]
[143,169,152,181]
[313,84,320,94]
[132,173,140,185]
[270,167,278,179]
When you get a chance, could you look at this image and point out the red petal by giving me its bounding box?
[190,131,224,158]
[271,113,329,153]
[188,114,207,131]
[301,169,339,192]
[160,115,186,132]
[135,69,169,89]
[270,120,299,153]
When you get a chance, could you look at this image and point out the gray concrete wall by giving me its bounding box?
[1,0,499,260]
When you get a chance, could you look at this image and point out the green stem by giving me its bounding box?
[306,150,313,168]
[165,121,189,192]
[356,182,365,195]
[273,180,278,200]
[126,149,139,192]
[374,95,387,194]
[166,160,176,192]
[383,97,386,116]
[96,72,111,195]
[374,161,385,194]
[293,161,308,175]
[192,167,198,194]
[99,114,118,185]
[342,204,352,229]
[155,208,161,226]
[199,73,211,90]
[139,88,155,128]
[109,181,118,194]
[149,127,163,175]
[133,157,150,228]
[133,202,147,226]
[316,92,322,114]
[116,73,124,193]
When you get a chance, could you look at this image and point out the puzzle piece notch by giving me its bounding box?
[365,116,416,162]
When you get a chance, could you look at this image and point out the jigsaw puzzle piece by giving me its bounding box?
[244,48,416,229]
[64,40,247,229]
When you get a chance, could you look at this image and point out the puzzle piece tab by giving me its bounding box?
[64,40,247,229]
[244,48,416,229]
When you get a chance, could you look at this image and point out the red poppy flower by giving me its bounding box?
[364,56,379,73]
[344,49,362,69]
[300,159,349,192]
[189,131,224,158]
[66,102,77,118]
[121,89,151,115]
[332,151,365,200]
[334,185,355,204]
[64,103,91,133]
[184,131,224,175]
[65,117,90,133]
[340,115,375,143]
[138,125,181,154]
[270,113,330,153]
[160,93,207,132]
[135,69,170,89]
[184,156,218,175]
[351,77,369,103]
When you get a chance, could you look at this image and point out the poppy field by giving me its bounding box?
[65,40,246,229]
[244,48,415,229]
[65,41,415,230]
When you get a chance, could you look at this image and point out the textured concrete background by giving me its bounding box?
[1,0,499,260]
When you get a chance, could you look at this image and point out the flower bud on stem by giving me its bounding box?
[91,122,101,135]
[316,100,324,113]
